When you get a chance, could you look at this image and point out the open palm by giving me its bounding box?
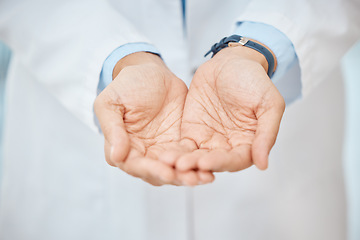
[95,56,214,186]
[95,62,189,185]
[176,48,285,172]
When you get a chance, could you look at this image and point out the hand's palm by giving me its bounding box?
[117,65,186,159]
[95,64,187,185]
[178,58,285,172]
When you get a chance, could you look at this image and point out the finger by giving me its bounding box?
[198,132,231,150]
[121,157,176,185]
[145,144,167,161]
[94,92,130,165]
[197,171,215,184]
[176,149,209,171]
[159,150,184,166]
[176,170,199,186]
[158,140,195,166]
[252,103,285,170]
[141,177,165,187]
[180,138,199,152]
[198,145,252,172]
[104,140,116,167]
[118,150,175,187]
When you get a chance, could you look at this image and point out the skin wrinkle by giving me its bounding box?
[198,131,216,149]
[120,70,169,132]
[180,137,200,149]
[194,105,225,135]
[155,101,185,138]
[205,86,226,128]
[223,106,258,133]
[215,63,262,133]
[126,108,162,135]
[97,52,215,186]
[184,65,259,150]
[184,108,254,150]
[125,116,152,134]
[152,75,171,137]
[154,93,184,130]
[95,47,285,185]
[128,106,182,149]
[154,115,182,141]
[199,101,225,133]
[192,81,227,132]
[128,96,184,155]
[219,95,256,134]
[157,102,178,126]
[191,94,223,127]
[154,79,187,138]
[144,144,161,159]
[182,119,255,148]
[103,89,126,116]
[179,52,273,172]
[125,82,182,138]
[182,121,223,149]
[124,78,180,143]
[199,119,224,136]
[128,140,146,156]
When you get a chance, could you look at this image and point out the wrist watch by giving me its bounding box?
[205,35,276,77]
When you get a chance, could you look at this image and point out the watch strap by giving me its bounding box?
[205,35,276,77]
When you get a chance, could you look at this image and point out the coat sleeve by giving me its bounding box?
[0,0,152,132]
[237,0,360,97]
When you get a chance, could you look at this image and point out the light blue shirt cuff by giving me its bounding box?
[97,42,161,93]
[234,21,301,105]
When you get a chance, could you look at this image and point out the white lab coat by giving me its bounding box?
[0,0,359,239]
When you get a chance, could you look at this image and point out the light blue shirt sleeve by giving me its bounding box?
[234,21,302,105]
[97,42,161,93]
[98,21,301,105]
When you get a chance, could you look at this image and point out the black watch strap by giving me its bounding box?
[205,35,276,77]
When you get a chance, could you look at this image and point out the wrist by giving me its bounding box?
[212,46,269,74]
[231,39,277,72]
[113,52,164,79]
[206,35,277,77]
[220,45,269,71]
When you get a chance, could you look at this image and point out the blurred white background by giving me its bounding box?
[342,40,360,240]
[0,41,11,181]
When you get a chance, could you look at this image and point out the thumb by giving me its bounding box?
[252,101,285,170]
[94,92,130,166]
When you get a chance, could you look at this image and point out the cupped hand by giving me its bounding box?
[174,46,285,173]
[94,52,214,186]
